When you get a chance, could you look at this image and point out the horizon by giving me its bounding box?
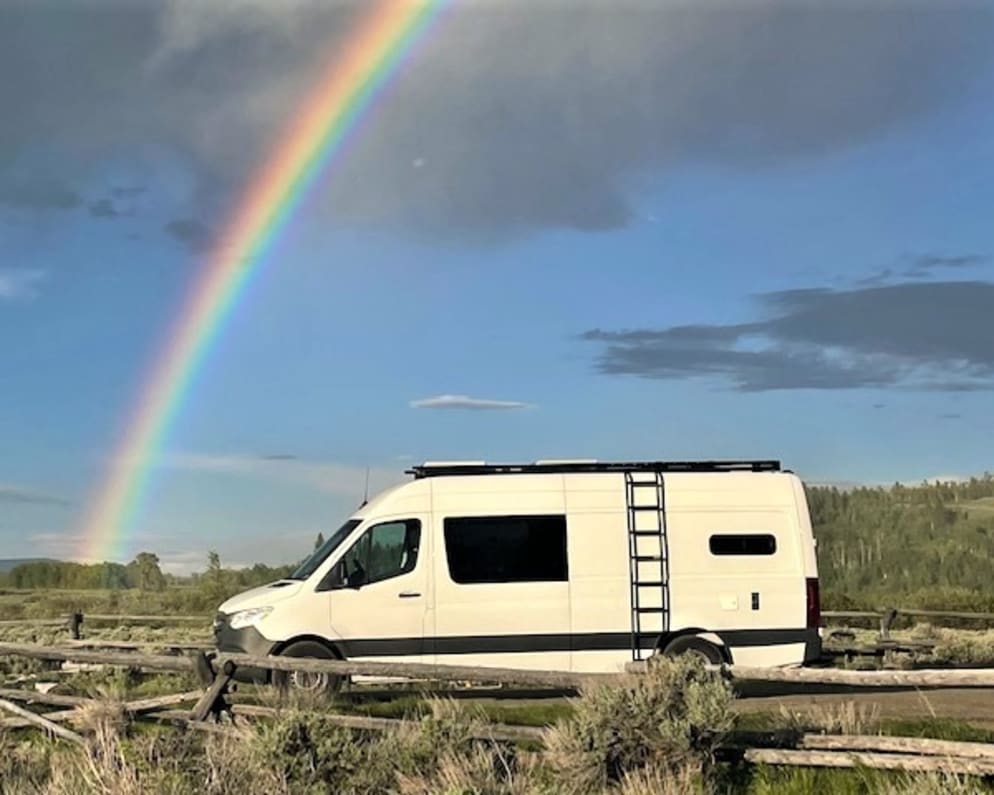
[2,1,993,573]
[6,465,989,576]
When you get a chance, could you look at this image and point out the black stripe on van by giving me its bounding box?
[338,628,814,659]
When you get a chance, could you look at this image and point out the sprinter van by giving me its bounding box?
[214,459,821,687]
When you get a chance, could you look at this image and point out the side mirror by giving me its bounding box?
[316,561,346,592]
[316,560,364,592]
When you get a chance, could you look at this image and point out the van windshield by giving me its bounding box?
[288,519,361,580]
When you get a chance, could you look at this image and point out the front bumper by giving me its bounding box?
[213,612,279,684]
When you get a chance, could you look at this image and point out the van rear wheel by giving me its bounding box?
[272,640,343,695]
[660,636,724,665]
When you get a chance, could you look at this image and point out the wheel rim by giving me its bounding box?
[290,670,329,692]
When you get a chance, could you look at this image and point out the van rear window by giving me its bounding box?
[709,534,777,556]
[443,514,568,584]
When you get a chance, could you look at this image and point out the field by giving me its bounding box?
[5,601,994,793]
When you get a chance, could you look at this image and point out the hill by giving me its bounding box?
[807,473,994,610]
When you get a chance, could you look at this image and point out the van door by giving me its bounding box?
[319,515,430,663]
[430,513,571,671]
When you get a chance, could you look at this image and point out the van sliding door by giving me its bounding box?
[431,513,571,671]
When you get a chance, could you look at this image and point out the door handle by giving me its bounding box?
[398,591,421,599]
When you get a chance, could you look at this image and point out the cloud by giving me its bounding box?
[259,453,298,461]
[0,268,46,300]
[111,186,147,200]
[88,198,122,218]
[904,253,988,278]
[410,394,532,410]
[0,2,991,238]
[0,182,81,211]
[164,218,212,252]
[0,485,70,507]
[582,279,994,392]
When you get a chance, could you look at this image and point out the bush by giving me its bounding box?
[544,655,734,793]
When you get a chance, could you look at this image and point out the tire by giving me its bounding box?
[272,640,343,695]
[660,636,725,665]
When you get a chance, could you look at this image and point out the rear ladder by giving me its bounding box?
[625,471,670,661]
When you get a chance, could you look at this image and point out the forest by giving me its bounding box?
[3,475,994,611]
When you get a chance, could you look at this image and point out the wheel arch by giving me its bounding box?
[270,634,345,661]
[655,628,733,664]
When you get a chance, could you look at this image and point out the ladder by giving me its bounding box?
[625,471,670,661]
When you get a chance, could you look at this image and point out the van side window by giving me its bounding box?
[443,515,567,584]
[709,534,776,556]
[327,519,421,589]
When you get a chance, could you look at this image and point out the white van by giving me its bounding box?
[214,460,821,687]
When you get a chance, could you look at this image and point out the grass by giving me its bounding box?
[961,497,994,517]
[1,659,994,793]
[6,591,994,791]
[824,621,994,668]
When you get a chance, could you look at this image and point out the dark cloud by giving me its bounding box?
[904,253,988,278]
[88,198,121,218]
[872,403,886,409]
[0,486,70,508]
[938,412,963,420]
[260,453,298,461]
[164,218,212,252]
[582,280,994,392]
[111,186,146,199]
[0,2,992,238]
[0,182,81,211]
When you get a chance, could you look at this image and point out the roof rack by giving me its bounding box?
[407,460,781,478]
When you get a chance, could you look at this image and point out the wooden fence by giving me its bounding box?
[823,607,994,639]
[4,605,994,638]
[4,641,994,775]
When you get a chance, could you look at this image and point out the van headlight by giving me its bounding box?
[228,606,273,630]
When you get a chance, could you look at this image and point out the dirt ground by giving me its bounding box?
[732,682,994,727]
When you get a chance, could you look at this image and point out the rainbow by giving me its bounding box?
[78,0,447,563]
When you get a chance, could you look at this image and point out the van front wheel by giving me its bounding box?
[272,640,343,695]
[659,636,724,665]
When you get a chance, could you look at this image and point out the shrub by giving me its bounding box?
[543,655,733,793]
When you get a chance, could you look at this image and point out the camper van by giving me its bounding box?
[214,460,821,688]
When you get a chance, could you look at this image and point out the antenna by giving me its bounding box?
[359,466,370,508]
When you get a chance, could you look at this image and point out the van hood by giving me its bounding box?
[217,580,303,613]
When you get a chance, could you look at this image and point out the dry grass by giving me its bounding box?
[777,700,882,736]
[878,770,984,795]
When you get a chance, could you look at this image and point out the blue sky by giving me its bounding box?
[2,2,993,571]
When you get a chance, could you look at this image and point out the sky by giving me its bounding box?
[2,0,994,572]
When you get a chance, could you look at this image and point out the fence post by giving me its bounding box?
[68,612,83,640]
[190,660,236,722]
[880,608,898,641]
[190,651,216,688]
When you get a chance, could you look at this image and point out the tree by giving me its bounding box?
[127,552,166,591]
[314,532,326,550]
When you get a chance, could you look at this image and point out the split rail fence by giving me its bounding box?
[3,640,994,775]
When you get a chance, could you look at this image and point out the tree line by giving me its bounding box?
[4,477,994,610]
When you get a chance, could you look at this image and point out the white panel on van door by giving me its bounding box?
[327,513,432,664]
[430,476,571,671]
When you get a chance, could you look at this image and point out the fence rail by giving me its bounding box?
[4,641,994,689]
[2,606,993,640]
[823,606,994,639]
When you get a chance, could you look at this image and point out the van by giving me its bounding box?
[213,459,821,689]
